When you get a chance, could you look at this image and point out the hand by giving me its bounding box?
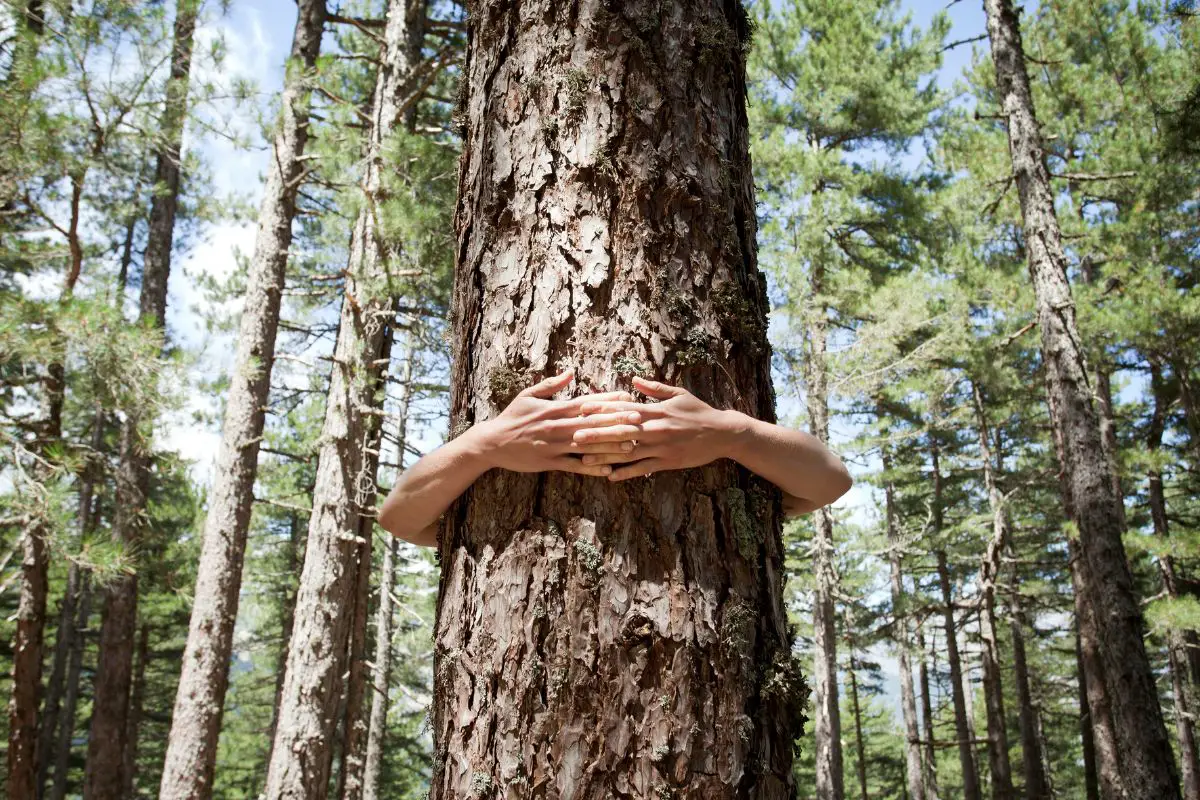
[570,376,741,481]
[475,370,646,477]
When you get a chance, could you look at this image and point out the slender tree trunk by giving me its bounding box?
[48,577,91,800]
[883,446,926,800]
[982,1,1179,795]
[970,383,1014,799]
[85,2,196,797]
[1006,570,1048,799]
[918,621,940,799]
[1148,365,1200,800]
[266,505,305,764]
[431,2,797,797]
[37,562,82,797]
[362,336,417,800]
[263,1,420,793]
[936,550,981,800]
[1075,625,1102,800]
[8,518,49,799]
[122,624,150,799]
[807,258,844,800]
[845,628,869,800]
[157,2,326,796]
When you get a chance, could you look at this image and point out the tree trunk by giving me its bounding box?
[431,2,798,797]
[845,627,869,800]
[1149,364,1200,800]
[936,550,981,800]
[1006,570,1048,799]
[982,1,1179,795]
[122,624,150,799]
[262,0,417,793]
[85,2,197,797]
[48,577,91,800]
[37,562,82,797]
[157,2,326,796]
[362,336,417,800]
[807,259,844,800]
[883,446,926,800]
[970,383,1014,799]
[917,621,940,799]
[8,520,49,799]
[266,505,304,762]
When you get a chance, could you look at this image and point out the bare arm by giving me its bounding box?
[378,371,643,546]
[573,377,852,517]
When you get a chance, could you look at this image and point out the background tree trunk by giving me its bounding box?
[121,624,150,799]
[1007,570,1048,799]
[430,2,800,797]
[48,579,91,800]
[982,1,1179,795]
[84,2,196,796]
[157,1,326,795]
[262,0,416,794]
[936,550,981,800]
[917,621,940,799]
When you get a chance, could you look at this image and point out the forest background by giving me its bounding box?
[1,0,1197,798]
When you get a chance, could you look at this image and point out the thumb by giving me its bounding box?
[633,376,686,399]
[520,369,574,399]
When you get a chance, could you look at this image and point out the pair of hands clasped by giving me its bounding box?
[475,369,740,482]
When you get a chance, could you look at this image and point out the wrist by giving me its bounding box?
[719,409,755,462]
[456,419,502,472]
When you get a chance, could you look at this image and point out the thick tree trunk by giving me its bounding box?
[85,3,196,797]
[262,0,417,794]
[936,550,981,800]
[1149,365,1200,800]
[362,337,417,800]
[883,446,926,800]
[157,2,326,796]
[807,260,844,800]
[982,1,1179,795]
[917,621,940,799]
[431,2,798,797]
[122,624,150,799]
[970,384,1014,799]
[48,578,91,800]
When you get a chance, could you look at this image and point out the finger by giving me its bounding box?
[608,457,671,481]
[632,376,687,399]
[567,441,639,455]
[580,451,643,466]
[578,400,668,417]
[558,391,634,412]
[552,457,614,477]
[520,370,574,399]
[569,410,643,429]
[571,424,643,444]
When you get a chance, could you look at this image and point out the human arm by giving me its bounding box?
[377,370,644,546]
[571,377,852,516]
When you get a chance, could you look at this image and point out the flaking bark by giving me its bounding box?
[432,2,801,797]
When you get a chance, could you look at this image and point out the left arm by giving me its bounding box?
[572,377,852,516]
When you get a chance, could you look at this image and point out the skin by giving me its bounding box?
[378,372,853,547]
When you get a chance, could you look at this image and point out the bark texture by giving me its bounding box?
[982,0,1179,795]
[262,0,415,793]
[431,3,801,798]
[8,519,48,799]
[157,2,326,796]
[84,2,196,797]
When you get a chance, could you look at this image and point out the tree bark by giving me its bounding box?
[970,383,1014,799]
[157,2,326,796]
[85,2,197,797]
[1006,569,1048,799]
[266,505,304,764]
[982,1,1179,795]
[122,624,151,799]
[262,0,417,793]
[8,519,49,799]
[430,2,798,797]
[936,550,981,800]
[1149,364,1200,800]
[48,577,91,800]
[807,258,844,800]
[883,445,926,800]
[362,336,417,800]
[917,621,941,799]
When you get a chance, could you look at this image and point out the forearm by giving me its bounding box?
[723,411,852,515]
[377,424,494,546]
